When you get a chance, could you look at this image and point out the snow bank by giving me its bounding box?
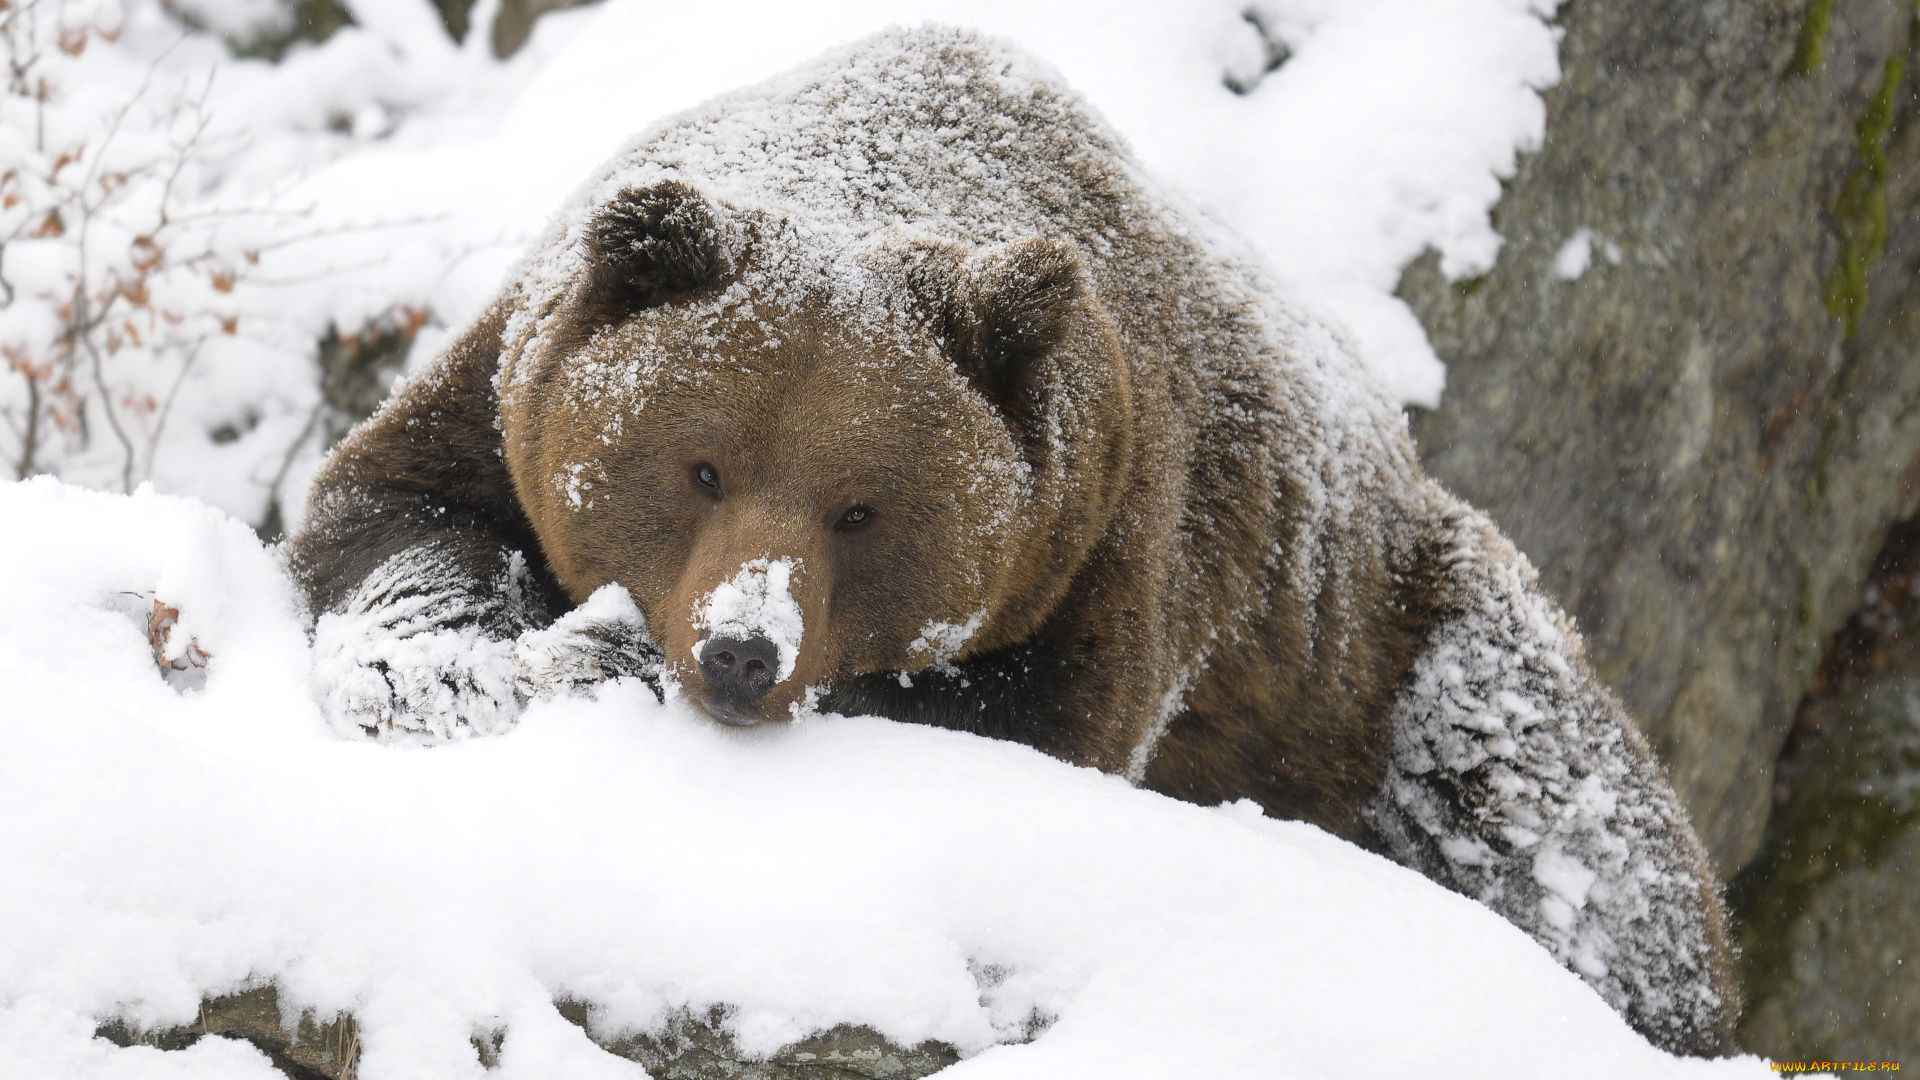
[0,478,1774,1077]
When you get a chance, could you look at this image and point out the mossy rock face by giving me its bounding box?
[95,988,957,1080]
[1398,0,1920,876]
[1732,680,1920,1057]
[1731,523,1920,1059]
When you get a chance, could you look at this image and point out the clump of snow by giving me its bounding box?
[1553,227,1624,280]
[1124,664,1205,784]
[515,581,660,696]
[0,479,1778,1078]
[555,459,610,510]
[908,606,988,673]
[693,558,804,684]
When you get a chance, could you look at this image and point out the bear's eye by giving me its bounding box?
[693,463,722,495]
[836,505,875,531]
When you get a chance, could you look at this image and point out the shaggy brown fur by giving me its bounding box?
[289,28,1738,1054]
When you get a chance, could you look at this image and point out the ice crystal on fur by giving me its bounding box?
[1365,505,1732,1052]
[313,549,658,740]
[909,606,988,672]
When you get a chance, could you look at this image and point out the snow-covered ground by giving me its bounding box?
[0,479,1777,1077]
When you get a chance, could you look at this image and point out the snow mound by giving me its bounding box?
[0,478,1775,1078]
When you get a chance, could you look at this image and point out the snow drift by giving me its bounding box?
[0,478,1775,1077]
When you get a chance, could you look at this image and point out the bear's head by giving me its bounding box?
[499,180,1134,725]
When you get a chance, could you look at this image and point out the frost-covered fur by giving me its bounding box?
[1366,504,1731,1051]
[290,27,1735,1052]
[311,545,658,740]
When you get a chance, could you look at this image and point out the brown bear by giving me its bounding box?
[288,27,1738,1054]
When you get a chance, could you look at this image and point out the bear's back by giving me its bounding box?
[580,28,1146,259]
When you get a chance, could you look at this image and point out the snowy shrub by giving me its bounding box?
[0,0,562,528]
[0,0,308,516]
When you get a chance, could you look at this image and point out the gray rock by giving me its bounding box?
[1731,520,1920,1059]
[95,986,362,1079]
[428,0,597,57]
[556,1000,961,1080]
[1740,801,1920,1058]
[1398,0,1920,874]
[95,988,957,1080]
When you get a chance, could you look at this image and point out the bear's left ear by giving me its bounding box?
[580,180,734,321]
[939,237,1092,431]
[911,234,1134,638]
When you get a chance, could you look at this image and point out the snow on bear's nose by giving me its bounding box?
[691,557,805,691]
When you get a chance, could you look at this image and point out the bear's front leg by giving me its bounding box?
[311,539,660,740]
[294,303,661,740]
[312,542,525,740]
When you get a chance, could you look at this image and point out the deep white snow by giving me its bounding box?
[0,479,1780,1078]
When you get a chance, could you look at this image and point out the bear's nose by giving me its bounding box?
[698,634,779,703]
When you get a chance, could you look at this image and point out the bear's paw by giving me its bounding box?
[515,584,664,701]
[313,614,524,741]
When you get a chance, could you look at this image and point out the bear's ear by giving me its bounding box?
[580,180,732,319]
[940,237,1088,423]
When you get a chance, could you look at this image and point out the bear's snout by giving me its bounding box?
[697,634,779,714]
[674,554,816,726]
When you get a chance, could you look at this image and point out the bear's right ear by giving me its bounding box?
[580,181,733,321]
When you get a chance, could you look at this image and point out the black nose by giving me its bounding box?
[698,635,779,702]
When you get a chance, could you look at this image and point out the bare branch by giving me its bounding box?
[144,339,204,478]
[264,397,327,527]
[70,285,139,492]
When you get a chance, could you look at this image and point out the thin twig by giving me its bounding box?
[151,71,215,234]
[264,397,327,522]
[144,339,203,477]
[71,288,139,492]
[12,369,40,478]
[79,33,189,200]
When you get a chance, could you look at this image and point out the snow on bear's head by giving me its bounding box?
[500,180,1135,726]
